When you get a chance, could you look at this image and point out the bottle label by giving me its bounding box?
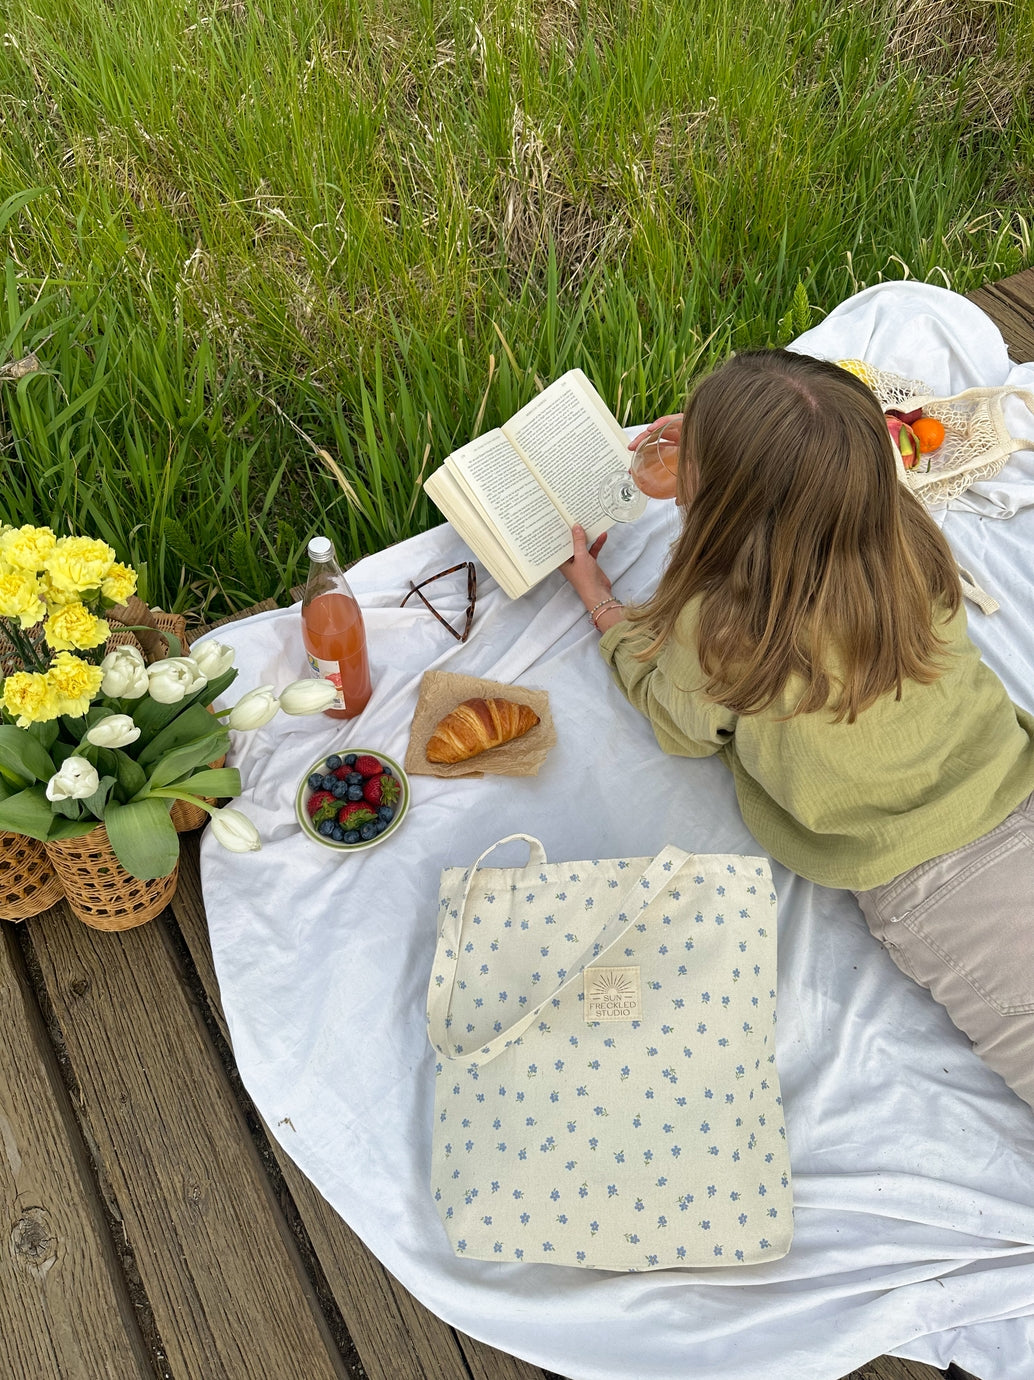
[306,652,346,710]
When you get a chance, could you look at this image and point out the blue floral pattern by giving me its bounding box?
[427,842,790,1271]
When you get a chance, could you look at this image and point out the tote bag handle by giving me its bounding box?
[428,836,693,1065]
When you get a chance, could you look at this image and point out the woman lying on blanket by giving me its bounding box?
[562,348,1034,1110]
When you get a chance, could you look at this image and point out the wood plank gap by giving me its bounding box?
[27,899,353,1380]
[156,889,369,1380]
[2,921,157,1379]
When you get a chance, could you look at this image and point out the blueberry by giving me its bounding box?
[328,780,346,798]
[378,805,395,822]
[326,754,342,770]
[346,784,364,801]
[381,764,392,777]
[373,819,387,834]
[307,773,323,791]
[343,829,360,844]
[359,821,377,841]
[346,771,363,785]
[317,819,336,837]
[331,825,345,842]
[322,774,338,791]
[343,753,357,766]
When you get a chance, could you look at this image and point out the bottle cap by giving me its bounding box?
[308,536,333,560]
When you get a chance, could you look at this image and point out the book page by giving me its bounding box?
[423,467,529,599]
[501,370,630,533]
[443,430,574,583]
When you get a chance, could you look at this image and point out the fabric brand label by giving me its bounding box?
[583,966,641,1023]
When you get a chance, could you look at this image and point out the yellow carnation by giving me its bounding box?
[46,536,117,597]
[0,524,57,573]
[37,571,79,608]
[100,561,138,605]
[1,670,61,728]
[46,651,105,718]
[0,566,46,629]
[44,601,110,652]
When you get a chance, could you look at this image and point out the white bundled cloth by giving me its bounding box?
[201,282,1034,1380]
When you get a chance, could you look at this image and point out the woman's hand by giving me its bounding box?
[560,525,613,610]
[627,413,683,452]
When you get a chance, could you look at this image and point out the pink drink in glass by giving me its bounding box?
[630,420,681,500]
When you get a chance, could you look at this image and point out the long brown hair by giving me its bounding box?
[627,350,962,723]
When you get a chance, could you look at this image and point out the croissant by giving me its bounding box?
[426,697,540,764]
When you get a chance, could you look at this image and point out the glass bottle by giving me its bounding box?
[300,536,372,719]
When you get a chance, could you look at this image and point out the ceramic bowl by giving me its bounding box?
[296,747,410,852]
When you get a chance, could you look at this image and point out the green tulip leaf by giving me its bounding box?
[166,767,242,798]
[193,666,238,709]
[103,798,179,879]
[57,714,89,744]
[143,733,227,790]
[104,748,147,800]
[0,724,55,784]
[27,720,59,752]
[45,817,104,840]
[0,785,57,841]
[82,775,116,817]
[137,702,228,766]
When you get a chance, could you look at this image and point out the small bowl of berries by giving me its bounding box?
[296,748,410,851]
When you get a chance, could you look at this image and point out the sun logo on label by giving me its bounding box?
[591,970,636,1002]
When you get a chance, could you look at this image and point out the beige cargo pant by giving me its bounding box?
[854,792,1034,1111]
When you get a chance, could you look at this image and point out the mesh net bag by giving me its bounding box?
[839,361,1034,507]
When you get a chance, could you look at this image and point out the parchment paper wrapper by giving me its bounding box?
[405,671,556,778]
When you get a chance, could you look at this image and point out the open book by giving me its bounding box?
[423,369,632,599]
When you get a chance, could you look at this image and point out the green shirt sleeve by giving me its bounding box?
[598,612,736,758]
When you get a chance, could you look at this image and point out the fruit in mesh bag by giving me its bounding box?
[885,416,921,469]
[836,358,880,391]
[913,417,946,453]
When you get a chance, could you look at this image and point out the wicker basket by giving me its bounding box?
[0,831,66,922]
[44,824,179,931]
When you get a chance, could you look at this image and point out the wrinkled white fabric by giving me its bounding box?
[201,282,1034,1380]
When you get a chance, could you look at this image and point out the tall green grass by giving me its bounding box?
[1,0,1031,615]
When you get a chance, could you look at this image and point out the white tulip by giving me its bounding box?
[226,685,280,730]
[46,755,100,802]
[100,644,149,698]
[147,656,208,705]
[191,639,236,679]
[208,807,261,853]
[85,714,141,749]
[277,678,339,715]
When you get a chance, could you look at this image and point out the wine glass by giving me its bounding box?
[598,418,682,522]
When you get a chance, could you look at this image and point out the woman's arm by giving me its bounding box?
[559,524,629,631]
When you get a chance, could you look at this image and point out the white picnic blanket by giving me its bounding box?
[200,282,1034,1380]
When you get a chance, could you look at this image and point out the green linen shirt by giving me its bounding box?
[599,601,1034,890]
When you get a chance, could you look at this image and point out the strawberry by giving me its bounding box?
[338,802,377,831]
[306,789,335,818]
[354,754,383,777]
[363,773,400,807]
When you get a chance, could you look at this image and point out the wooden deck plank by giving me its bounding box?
[0,923,152,1380]
[23,898,352,1380]
[171,830,551,1380]
[966,267,1034,363]
[846,1363,947,1380]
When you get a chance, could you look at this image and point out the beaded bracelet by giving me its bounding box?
[588,598,622,630]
